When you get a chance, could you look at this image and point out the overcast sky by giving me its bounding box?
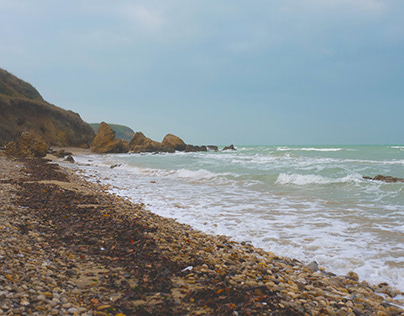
[1,0,403,145]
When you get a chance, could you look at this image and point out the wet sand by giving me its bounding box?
[1,153,403,315]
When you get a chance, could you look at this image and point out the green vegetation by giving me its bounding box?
[89,123,134,142]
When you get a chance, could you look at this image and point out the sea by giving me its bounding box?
[65,145,404,292]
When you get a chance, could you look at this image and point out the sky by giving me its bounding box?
[1,0,404,145]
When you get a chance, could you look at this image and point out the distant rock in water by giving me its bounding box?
[91,122,129,154]
[363,175,404,183]
[223,144,236,151]
[0,68,95,147]
[128,132,209,153]
[129,132,163,153]
[161,134,187,152]
[5,132,48,158]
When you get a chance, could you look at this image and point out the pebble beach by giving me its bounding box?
[1,153,403,315]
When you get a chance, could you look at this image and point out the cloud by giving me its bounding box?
[307,0,387,15]
[117,3,164,31]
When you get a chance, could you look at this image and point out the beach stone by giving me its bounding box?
[305,261,319,272]
[37,294,46,301]
[68,307,78,314]
[347,271,359,281]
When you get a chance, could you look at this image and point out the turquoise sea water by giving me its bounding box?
[68,145,404,291]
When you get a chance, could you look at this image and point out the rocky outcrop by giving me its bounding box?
[223,144,236,151]
[0,68,95,147]
[161,134,186,152]
[91,122,129,154]
[185,145,208,152]
[5,132,48,157]
[363,175,404,183]
[129,132,209,154]
[89,123,134,142]
[129,132,163,153]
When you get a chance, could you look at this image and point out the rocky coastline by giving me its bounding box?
[1,154,404,315]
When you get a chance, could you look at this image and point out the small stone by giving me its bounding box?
[347,271,359,281]
[305,261,319,272]
[20,299,30,306]
[68,307,78,314]
[71,288,81,295]
[97,305,112,310]
[37,294,46,301]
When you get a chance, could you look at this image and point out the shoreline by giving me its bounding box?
[1,153,403,315]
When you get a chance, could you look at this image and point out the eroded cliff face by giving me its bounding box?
[0,68,95,147]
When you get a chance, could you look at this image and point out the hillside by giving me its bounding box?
[0,68,95,147]
[89,123,134,142]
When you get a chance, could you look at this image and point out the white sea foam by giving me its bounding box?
[277,147,343,152]
[174,168,217,181]
[275,173,363,186]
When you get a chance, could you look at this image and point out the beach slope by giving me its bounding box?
[0,155,403,315]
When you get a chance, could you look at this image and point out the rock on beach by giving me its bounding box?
[0,153,403,315]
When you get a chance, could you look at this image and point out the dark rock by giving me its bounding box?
[185,145,197,152]
[91,122,129,154]
[363,175,404,183]
[53,149,67,158]
[184,145,208,152]
[64,155,75,163]
[208,145,218,152]
[223,144,236,151]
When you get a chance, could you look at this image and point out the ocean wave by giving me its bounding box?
[390,146,404,150]
[175,168,217,181]
[275,173,362,186]
[277,147,343,152]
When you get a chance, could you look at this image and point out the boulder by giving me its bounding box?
[5,141,19,157]
[5,132,48,157]
[363,175,404,183]
[91,122,129,154]
[207,145,218,152]
[223,144,236,151]
[161,134,186,151]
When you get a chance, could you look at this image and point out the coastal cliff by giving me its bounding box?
[0,68,95,147]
